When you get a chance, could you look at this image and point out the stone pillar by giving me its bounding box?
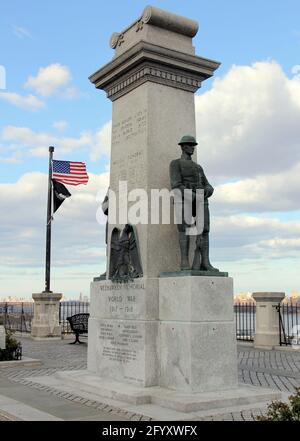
[89,5,220,277]
[0,325,5,349]
[87,6,220,388]
[252,292,285,349]
[31,292,62,340]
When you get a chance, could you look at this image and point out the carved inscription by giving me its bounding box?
[112,109,147,146]
[99,282,145,291]
[99,322,143,364]
[110,150,146,190]
[102,347,137,363]
[99,282,145,317]
[110,109,147,190]
[108,294,136,314]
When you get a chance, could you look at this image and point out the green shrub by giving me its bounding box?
[257,388,300,421]
[0,330,22,361]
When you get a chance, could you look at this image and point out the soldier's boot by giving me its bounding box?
[179,233,190,270]
[200,233,219,272]
[191,235,202,270]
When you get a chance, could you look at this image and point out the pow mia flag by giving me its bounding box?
[52,179,71,213]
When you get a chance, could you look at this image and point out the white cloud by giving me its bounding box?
[0,91,44,110]
[13,26,32,39]
[0,171,109,272]
[258,238,300,251]
[53,120,68,131]
[2,59,300,296]
[25,64,72,97]
[0,172,298,271]
[0,154,22,164]
[209,214,300,264]
[61,86,83,99]
[90,121,112,161]
[195,61,300,181]
[0,144,23,163]
[2,125,92,157]
[1,171,300,296]
[213,162,300,213]
[1,122,111,160]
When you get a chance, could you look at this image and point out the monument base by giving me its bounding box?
[88,276,238,392]
[30,370,282,420]
[31,292,62,340]
[159,276,238,392]
[88,278,159,387]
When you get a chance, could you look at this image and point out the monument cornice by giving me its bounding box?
[89,41,220,101]
[109,5,199,48]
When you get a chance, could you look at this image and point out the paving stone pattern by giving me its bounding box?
[1,338,300,421]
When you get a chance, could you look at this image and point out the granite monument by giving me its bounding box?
[42,6,281,416]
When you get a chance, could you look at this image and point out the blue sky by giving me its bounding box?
[1,0,300,298]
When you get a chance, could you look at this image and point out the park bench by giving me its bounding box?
[66,313,90,344]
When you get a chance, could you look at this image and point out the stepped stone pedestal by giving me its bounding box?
[31,292,62,340]
[88,276,238,392]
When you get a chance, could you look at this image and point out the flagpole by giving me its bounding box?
[44,146,54,293]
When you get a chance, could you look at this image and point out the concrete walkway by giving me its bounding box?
[0,336,299,421]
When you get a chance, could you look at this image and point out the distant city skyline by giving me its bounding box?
[1,291,299,305]
[0,293,90,302]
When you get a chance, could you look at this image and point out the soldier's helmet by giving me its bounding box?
[178,135,198,146]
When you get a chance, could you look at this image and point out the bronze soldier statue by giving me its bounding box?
[169,135,219,272]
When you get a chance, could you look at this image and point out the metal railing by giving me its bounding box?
[59,301,90,334]
[0,301,90,335]
[0,302,33,333]
[0,301,258,341]
[1,300,299,347]
[234,303,256,342]
[278,302,300,346]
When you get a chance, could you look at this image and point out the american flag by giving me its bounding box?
[52,160,89,186]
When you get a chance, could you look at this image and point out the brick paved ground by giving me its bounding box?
[0,337,299,421]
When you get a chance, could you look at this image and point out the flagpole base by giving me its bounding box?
[31,292,62,340]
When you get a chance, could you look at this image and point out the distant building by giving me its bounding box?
[0,296,33,303]
[234,292,255,304]
[282,291,300,305]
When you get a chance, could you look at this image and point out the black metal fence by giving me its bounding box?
[2,301,258,341]
[59,301,90,334]
[0,301,90,335]
[278,302,300,346]
[0,302,33,333]
[1,300,300,346]
[234,303,256,341]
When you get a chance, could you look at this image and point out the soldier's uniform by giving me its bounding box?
[169,135,218,272]
[169,157,213,233]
